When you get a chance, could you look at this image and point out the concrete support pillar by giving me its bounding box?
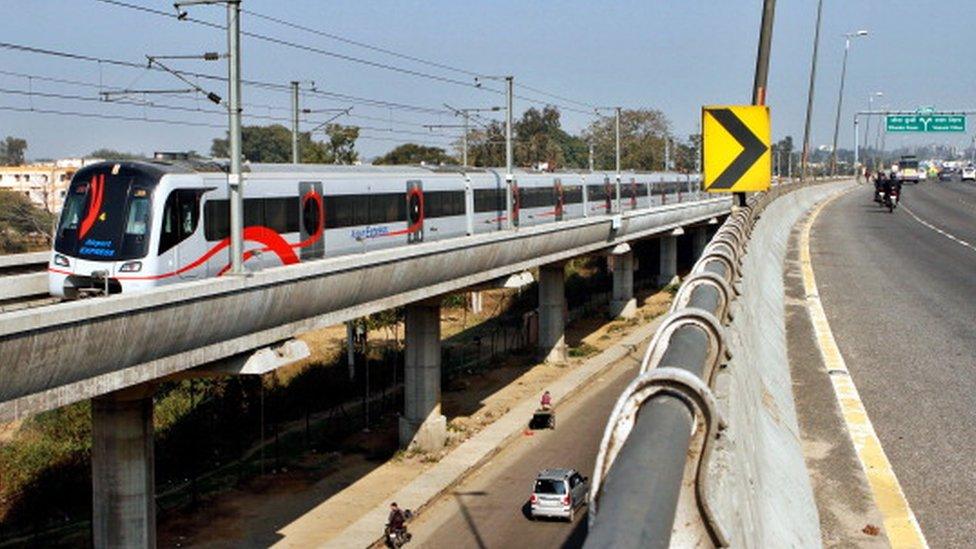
[610,250,637,319]
[658,235,678,286]
[538,262,567,363]
[399,300,447,451]
[692,227,709,259]
[468,291,483,314]
[91,384,156,549]
[346,321,355,381]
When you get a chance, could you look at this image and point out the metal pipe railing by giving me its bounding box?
[586,184,790,548]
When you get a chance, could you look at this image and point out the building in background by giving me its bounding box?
[0,158,102,212]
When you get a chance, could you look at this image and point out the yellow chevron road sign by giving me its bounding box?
[702,105,771,192]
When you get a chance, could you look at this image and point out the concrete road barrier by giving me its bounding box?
[688,180,855,547]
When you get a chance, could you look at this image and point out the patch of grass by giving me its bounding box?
[568,343,598,358]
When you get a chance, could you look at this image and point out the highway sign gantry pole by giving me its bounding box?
[830,30,868,176]
[801,0,823,183]
[863,92,883,166]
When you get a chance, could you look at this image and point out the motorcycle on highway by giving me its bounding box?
[884,185,899,212]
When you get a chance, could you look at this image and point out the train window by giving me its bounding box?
[369,193,403,225]
[244,198,263,228]
[125,196,150,236]
[564,185,583,204]
[424,191,465,218]
[204,200,228,241]
[179,194,200,236]
[474,188,505,213]
[586,185,605,201]
[325,195,369,228]
[159,190,200,254]
[517,187,545,209]
[266,197,299,234]
[58,191,86,233]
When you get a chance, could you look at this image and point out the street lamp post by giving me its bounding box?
[800,0,824,183]
[830,30,868,176]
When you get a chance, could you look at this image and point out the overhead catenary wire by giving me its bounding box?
[0,104,226,129]
[92,0,598,116]
[242,7,600,113]
[0,41,451,116]
[0,104,460,151]
[0,85,469,143]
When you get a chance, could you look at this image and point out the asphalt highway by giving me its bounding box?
[409,346,643,549]
[809,178,976,547]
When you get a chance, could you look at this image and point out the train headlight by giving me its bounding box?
[119,261,142,273]
[53,254,69,267]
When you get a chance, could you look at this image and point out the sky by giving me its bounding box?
[1,0,974,161]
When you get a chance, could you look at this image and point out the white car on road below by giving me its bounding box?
[962,166,976,182]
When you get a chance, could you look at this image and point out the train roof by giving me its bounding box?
[80,159,694,179]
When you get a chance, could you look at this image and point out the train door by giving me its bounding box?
[407,180,424,243]
[554,178,564,221]
[603,177,612,214]
[299,181,324,260]
[629,178,638,210]
[157,189,205,280]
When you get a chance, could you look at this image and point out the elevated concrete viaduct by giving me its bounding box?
[0,195,728,546]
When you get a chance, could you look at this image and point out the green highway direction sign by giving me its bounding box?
[886,114,966,132]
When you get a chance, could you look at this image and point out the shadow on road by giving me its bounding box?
[454,490,489,549]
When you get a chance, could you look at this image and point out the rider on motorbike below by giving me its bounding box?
[388,502,406,536]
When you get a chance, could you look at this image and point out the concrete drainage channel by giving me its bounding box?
[586,179,855,548]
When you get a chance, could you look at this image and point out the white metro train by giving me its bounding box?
[49,160,700,297]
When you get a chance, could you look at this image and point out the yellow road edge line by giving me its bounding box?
[800,189,928,549]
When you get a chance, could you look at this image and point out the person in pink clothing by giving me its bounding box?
[540,390,552,410]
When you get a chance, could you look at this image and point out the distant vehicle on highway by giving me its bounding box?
[962,166,976,182]
[894,155,921,184]
[939,169,955,182]
[529,468,588,521]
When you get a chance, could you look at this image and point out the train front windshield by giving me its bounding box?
[55,166,155,261]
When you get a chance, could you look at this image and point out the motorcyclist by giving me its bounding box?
[889,172,902,204]
[874,171,885,202]
[387,502,406,537]
[881,171,901,206]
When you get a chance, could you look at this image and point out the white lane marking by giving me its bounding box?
[902,204,976,253]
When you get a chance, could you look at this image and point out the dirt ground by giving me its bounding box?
[156,287,672,548]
